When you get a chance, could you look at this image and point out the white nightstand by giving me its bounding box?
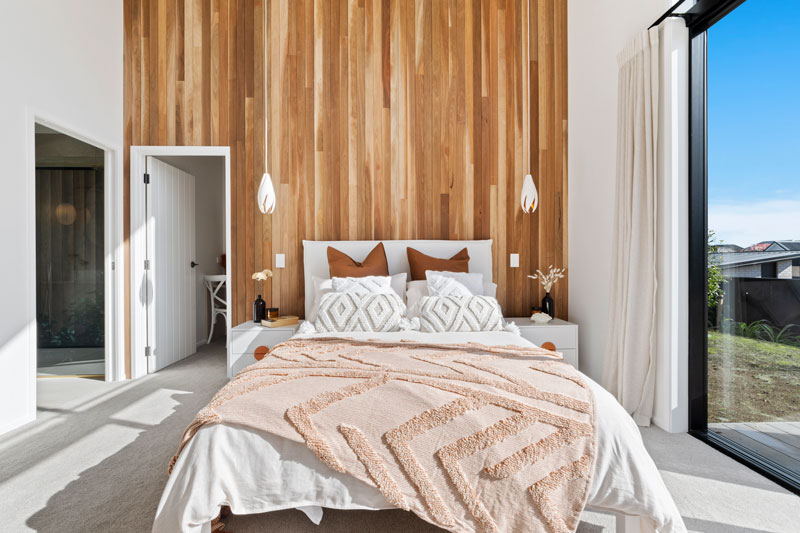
[229,321,301,377]
[505,317,579,369]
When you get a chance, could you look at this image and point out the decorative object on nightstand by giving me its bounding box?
[253,295,266,323]
[528,265,565,318]
[261,315,299,328]
[530,312,552,324]
[230,321,302,377]
[506,317,579,369]
[251,269,273,322]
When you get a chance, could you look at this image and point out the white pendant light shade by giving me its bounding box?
[257,172,276,214]
[521,173,538,214]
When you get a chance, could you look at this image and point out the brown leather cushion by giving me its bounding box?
[407,247,470,281]
[327,242,390,278]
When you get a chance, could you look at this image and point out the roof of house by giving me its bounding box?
[711,250,800,268]
[744,241,775,252]
[769,241,800,251]
[716,244,743,252]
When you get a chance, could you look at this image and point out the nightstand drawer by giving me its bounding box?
[229,321,300,377]
[518,326,577,351]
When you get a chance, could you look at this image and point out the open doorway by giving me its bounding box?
[35,124,105,379]
[130,147,231,379]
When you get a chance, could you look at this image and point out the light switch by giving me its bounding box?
[510,253,519,268]
[275,254,286,268]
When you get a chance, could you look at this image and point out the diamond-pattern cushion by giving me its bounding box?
[418,295,504,332]
[314,292,406,332]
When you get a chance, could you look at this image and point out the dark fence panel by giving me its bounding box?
[722,278,800,328]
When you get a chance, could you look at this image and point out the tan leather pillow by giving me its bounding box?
[407,247,470,281]
[327,242,390,278]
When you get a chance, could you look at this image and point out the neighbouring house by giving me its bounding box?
[716,244,743,253]
[711,250,800,279]
[744,240,800,252]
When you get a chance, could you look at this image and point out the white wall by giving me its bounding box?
[568,0,671,382]
[0,1,123,434]
[155,156,226,345]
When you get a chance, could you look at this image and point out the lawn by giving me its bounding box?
[708,331,800,423]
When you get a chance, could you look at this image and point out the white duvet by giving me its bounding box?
[153,331,686,533]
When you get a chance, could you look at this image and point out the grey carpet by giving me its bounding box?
[0,341,797,532]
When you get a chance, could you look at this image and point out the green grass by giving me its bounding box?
[708,331,800,423]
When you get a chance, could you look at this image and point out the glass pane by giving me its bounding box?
[35,127,105,378]
[707,1,800,474]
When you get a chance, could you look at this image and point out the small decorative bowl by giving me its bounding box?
[530,312,552,324]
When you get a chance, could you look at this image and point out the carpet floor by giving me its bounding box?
[1,342,798,532]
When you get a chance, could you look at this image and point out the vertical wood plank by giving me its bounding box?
[124,0,569,367]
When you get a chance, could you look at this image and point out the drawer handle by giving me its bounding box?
[541,342,556,351]
[254,345,270,361]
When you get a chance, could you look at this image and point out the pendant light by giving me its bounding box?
[258,9,275,216]
[521,174,538,214]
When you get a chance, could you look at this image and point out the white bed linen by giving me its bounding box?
[153,331,685,533]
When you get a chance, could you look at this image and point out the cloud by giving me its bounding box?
[709,199,800,248]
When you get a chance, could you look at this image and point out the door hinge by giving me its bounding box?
[145,346,152,357]
[144,173,150,184]
[111,261,116,270]
[144,259,151,270]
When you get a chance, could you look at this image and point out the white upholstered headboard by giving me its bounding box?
[302,240,493,318]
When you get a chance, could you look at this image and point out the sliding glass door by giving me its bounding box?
[689,0,800,493]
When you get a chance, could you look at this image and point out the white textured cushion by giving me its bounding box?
[424,270,484,295]
[427,274,476,299]
[309,274,407,322]
[314,292,406,332]
[407,277,496,318]
[418,295,505,332]
[332,275,392,294]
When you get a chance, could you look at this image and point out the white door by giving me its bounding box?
[145,157,197,372]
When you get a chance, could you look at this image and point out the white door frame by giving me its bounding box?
[25,107,125,398]
[129,146,231,379]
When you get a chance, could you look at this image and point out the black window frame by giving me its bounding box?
[686,0,800,494]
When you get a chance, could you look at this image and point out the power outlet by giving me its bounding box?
[510,253,519,268]
[275,254,286,268]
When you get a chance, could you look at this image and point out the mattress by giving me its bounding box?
[153,330,685,533]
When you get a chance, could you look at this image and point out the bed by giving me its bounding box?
[153,240,686,533]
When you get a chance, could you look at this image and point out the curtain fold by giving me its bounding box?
[603,27,660,426]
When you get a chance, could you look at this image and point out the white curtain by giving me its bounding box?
[603,27,660,426]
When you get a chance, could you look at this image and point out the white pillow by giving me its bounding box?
[390,273,408,302]
[424,270,484,295]
[313,292,406,332]
[309,273,407,322]
[405,280,429,318]
[418,295,505,332]
[427,273,478,299]
[308,276,334,323]
[332,275,392,294]
[407,275,496,318]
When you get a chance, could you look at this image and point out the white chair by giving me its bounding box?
[204,275,228,344]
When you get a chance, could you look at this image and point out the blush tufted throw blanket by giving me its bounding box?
[171,338,597,533]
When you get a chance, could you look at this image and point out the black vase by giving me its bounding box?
[253,294,266,323]
[541,292,554,318]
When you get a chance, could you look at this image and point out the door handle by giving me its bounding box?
[190,261,199,268]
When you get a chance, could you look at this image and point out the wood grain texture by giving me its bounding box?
[124,0,568,369]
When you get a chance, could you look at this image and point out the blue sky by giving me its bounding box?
[708,0,800,247]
